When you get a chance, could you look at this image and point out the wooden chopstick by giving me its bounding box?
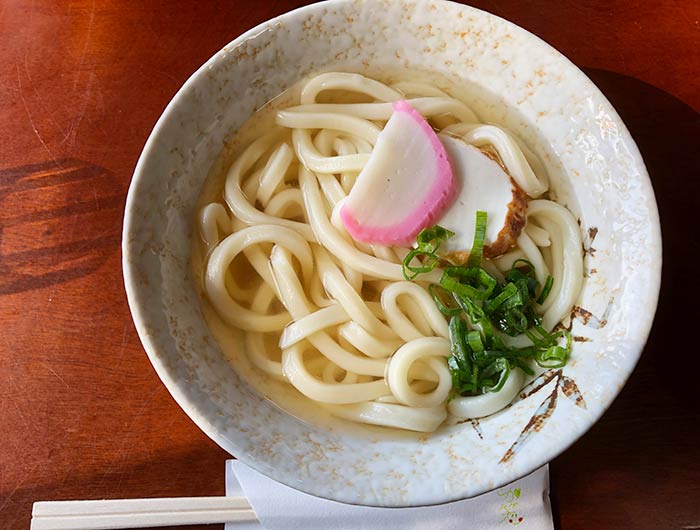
[31,496,257,530]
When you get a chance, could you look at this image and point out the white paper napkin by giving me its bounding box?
[225,460,553,530]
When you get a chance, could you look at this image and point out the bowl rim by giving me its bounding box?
[122,0,662,506]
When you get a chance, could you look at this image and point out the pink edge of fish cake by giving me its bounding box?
[339,100,457,246]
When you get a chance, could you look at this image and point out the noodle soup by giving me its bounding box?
[192,70,583,434]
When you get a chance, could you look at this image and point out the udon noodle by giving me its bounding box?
[195,72,583,433]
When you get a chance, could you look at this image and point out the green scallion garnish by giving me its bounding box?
[466,210,488,268]
[401,225,455,280]
[403,212,572,398]
[440,266,497,300]
[428,284,463,316]
[536,275,554,305]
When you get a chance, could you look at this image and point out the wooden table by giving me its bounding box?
[1,1,698,529]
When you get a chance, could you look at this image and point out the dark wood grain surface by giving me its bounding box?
[1,1,698,529]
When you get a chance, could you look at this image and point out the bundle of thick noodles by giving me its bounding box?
[197,72,583,433]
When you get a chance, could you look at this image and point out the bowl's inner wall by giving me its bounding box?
[124,0,660,506]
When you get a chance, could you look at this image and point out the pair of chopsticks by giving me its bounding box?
[31,497,257,529]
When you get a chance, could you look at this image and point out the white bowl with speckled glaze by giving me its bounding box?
[123,0,661,506]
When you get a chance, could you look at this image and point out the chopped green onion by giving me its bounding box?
[428,284,463,316]
[449,317,470,363]
[440,266,497,300]
[402,249,439,280]
[448,316,476,394]
[502,308,529,335]
[481,358,511,393]
[506,261,539,297]
[535,330,572,368]
[466,210,488,268]
[525,328,549,347]
[454,293,485,323]
[510,258,536,276]
[484,282,519,313]
[402,214,573,399]
[472,348,507,366]
[511,357,535,376]
[536,346,569,367]
[536,275,554,304]
[402,225,454,280]
[416,225,455,249]
[466,330,484,352]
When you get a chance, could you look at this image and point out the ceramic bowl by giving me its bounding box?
[122,0,661,506]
